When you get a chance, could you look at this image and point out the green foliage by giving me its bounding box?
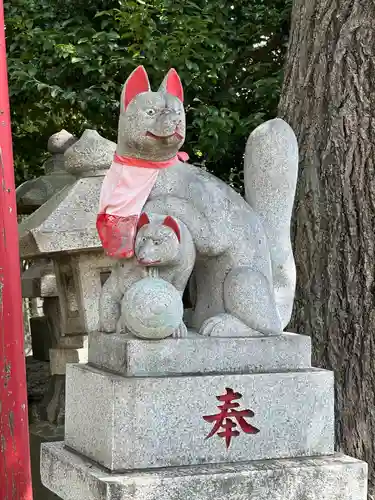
[5,0,291,187]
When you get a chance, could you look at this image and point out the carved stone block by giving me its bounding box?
[88,331,312,377]
[54,254,114,335]
[64,363,334,471]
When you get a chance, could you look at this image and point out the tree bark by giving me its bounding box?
[278,0,375,495]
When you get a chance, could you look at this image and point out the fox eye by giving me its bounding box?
[146,108,156,116]
[154,241,160,246]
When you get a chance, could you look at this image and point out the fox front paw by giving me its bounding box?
[173,321,188,339]
[199,314,227,337]
[199,313,263,337]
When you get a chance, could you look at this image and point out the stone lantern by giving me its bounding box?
[19,128,115,372]
[19,129,116,500]
[18,130,77,361]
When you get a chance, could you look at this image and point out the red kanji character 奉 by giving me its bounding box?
[203,387,260,448]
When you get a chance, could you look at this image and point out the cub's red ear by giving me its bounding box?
[158,69,184,102]
[163,216,181,242]
[123,66,151,110]
[137,212,150,230]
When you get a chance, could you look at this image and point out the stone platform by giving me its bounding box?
[88,330,312,376]
[41,443,367,500]
[65,363,334,471]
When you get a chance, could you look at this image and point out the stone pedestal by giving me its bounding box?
[41,332,368,500]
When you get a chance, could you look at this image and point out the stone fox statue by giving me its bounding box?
[99,212,195,335]
[97,66,298,337]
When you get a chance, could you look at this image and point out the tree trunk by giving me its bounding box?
[278,0,375,495]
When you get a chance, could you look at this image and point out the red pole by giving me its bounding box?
[0,0,33,498]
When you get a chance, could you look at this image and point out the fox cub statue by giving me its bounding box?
[97,66,298,337]
[99,212,195,335]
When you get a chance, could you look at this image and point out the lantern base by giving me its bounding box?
[30,423,64,500]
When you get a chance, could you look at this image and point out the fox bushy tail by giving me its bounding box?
[244,118,299,329]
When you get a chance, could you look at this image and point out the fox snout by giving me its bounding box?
[155,114,183,134]
[136,240,159,265]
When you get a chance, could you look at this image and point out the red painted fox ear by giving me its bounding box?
[122,66,151,110]
[163,216,181,242]
[137,212,150,230]
[158,69,184,102]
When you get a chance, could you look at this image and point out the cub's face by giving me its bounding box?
[135,219,181,266]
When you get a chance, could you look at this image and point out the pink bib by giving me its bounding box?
[96,152,188,258]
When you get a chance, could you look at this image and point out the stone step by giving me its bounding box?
[88,331,311,376]
[41,443,367,500]
[65,363,334,471]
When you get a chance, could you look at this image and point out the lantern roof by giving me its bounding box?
[19,130,115,258]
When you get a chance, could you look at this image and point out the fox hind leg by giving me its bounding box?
[224,266,282,335]
[199,267,282,337]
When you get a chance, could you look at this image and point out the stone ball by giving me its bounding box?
[47,129,77,154]
[121,277,183,340]
[64,129,116,176]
